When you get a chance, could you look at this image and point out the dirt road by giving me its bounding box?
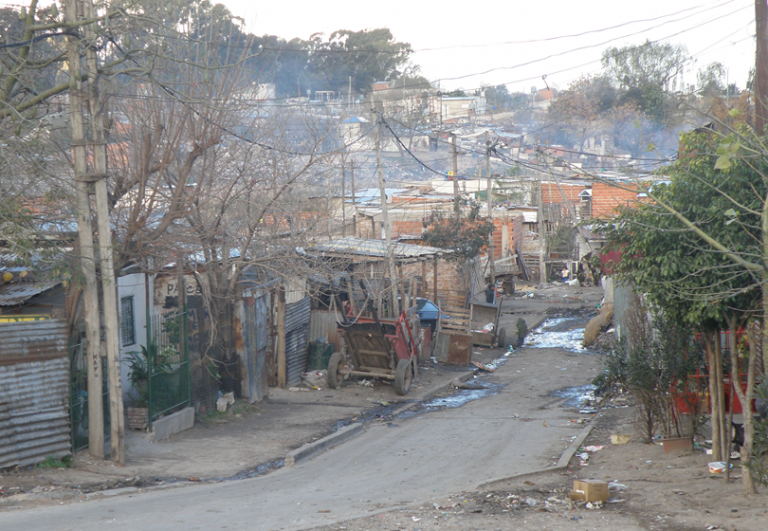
[0,287,607,530]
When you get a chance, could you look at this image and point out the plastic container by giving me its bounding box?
[307,341,334,371]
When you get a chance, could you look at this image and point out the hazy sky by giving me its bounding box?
[221,0,756,93]
[1,0,757,93]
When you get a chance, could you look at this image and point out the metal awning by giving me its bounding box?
[311,237,448,262]
[0,281,59,306]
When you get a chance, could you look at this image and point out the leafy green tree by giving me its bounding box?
[593,129,768,492]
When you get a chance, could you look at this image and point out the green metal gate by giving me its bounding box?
[147,310,191,429]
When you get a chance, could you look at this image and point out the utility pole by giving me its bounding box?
[376,120,399,318]
[341,153,346,233]
[82,0,124,464]
[756,0,768,134]
[66,0,124,463]
[537,156,546,287]
[452,134,459,215]
[350,160,357,236]
[348,76,352,108]
[65,0,103,459]
[486,132,495,286]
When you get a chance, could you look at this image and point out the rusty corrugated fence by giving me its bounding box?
[0,320,71,468]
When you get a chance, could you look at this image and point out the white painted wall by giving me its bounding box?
[117,273,150,403]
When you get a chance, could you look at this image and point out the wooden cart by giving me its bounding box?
[327,311,419,395]
[469,297,507,348]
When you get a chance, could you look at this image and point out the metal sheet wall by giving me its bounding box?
[0,319,69,365]
[0,320,70,469]
[242,293,270,402]
[0,358,70,468]
[308,310,343,354]
[285,296,311,387]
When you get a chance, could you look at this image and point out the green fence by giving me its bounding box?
[147,310,191,429]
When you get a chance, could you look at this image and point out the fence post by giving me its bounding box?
[183,306,191,407]
[147,312,153,432]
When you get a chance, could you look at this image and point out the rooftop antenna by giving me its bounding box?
[541,75,550,91]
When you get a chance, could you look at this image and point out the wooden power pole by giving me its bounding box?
[376,120,399,318]
[65,0,104,460]
[486,132,495,286]
[756,0,768,134]
[452,134,459,215]
[66,0,124,463]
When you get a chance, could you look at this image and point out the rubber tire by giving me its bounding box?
[394,358,413,396]
[327,352,344,389]
[497,327,507,348]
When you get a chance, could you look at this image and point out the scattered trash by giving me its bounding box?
[357,379,374,387]
[482,323,494,332]
[216,391,236,412]
[411,517,421,522]
[606,498,624,503]
[287,387,310,392]
[301,370,327,389]
[576,452,589,461]
[610,434,632,445]
[525,498,537,506]
[708,461,733,474]
[607,482,628,491]
[584,445,603,452]
[472,361,495,372]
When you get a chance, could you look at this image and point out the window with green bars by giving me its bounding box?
[120,296,135,347]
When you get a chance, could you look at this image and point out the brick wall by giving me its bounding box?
[591,182,641,218]
[541,182,585,204]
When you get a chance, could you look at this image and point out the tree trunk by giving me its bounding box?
[706,333,722,461]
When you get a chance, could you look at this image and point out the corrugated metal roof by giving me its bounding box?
[0,280,60,306]
[312,237,448,260]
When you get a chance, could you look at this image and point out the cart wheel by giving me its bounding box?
[497,327,507,348]
[394,358,412,396]
[327,352,344,389]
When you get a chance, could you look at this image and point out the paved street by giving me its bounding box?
[0,327,601,531]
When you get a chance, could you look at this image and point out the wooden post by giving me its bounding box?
[398,264,406,314]
[452,134,459,215]
[277,286,286,388]
[341,154,346,234]
[756,0,768,134]
[486,131,495,286]
[537,165,546,286]
[65,0,103,460]
[83,0,124,463]
[376,120,399,318]
[433,257,439,304]
[350,161,357,235]
[420,260,427,298]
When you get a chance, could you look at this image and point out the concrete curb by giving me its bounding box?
[476,412,600,491]
[285,423,365,466]
[284,370,477,466]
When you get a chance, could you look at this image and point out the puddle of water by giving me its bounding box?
[399,380,502,418]
[549,384,597,409]
[525,318,590,352]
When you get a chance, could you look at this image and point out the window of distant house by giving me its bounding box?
[120,296,135,347]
